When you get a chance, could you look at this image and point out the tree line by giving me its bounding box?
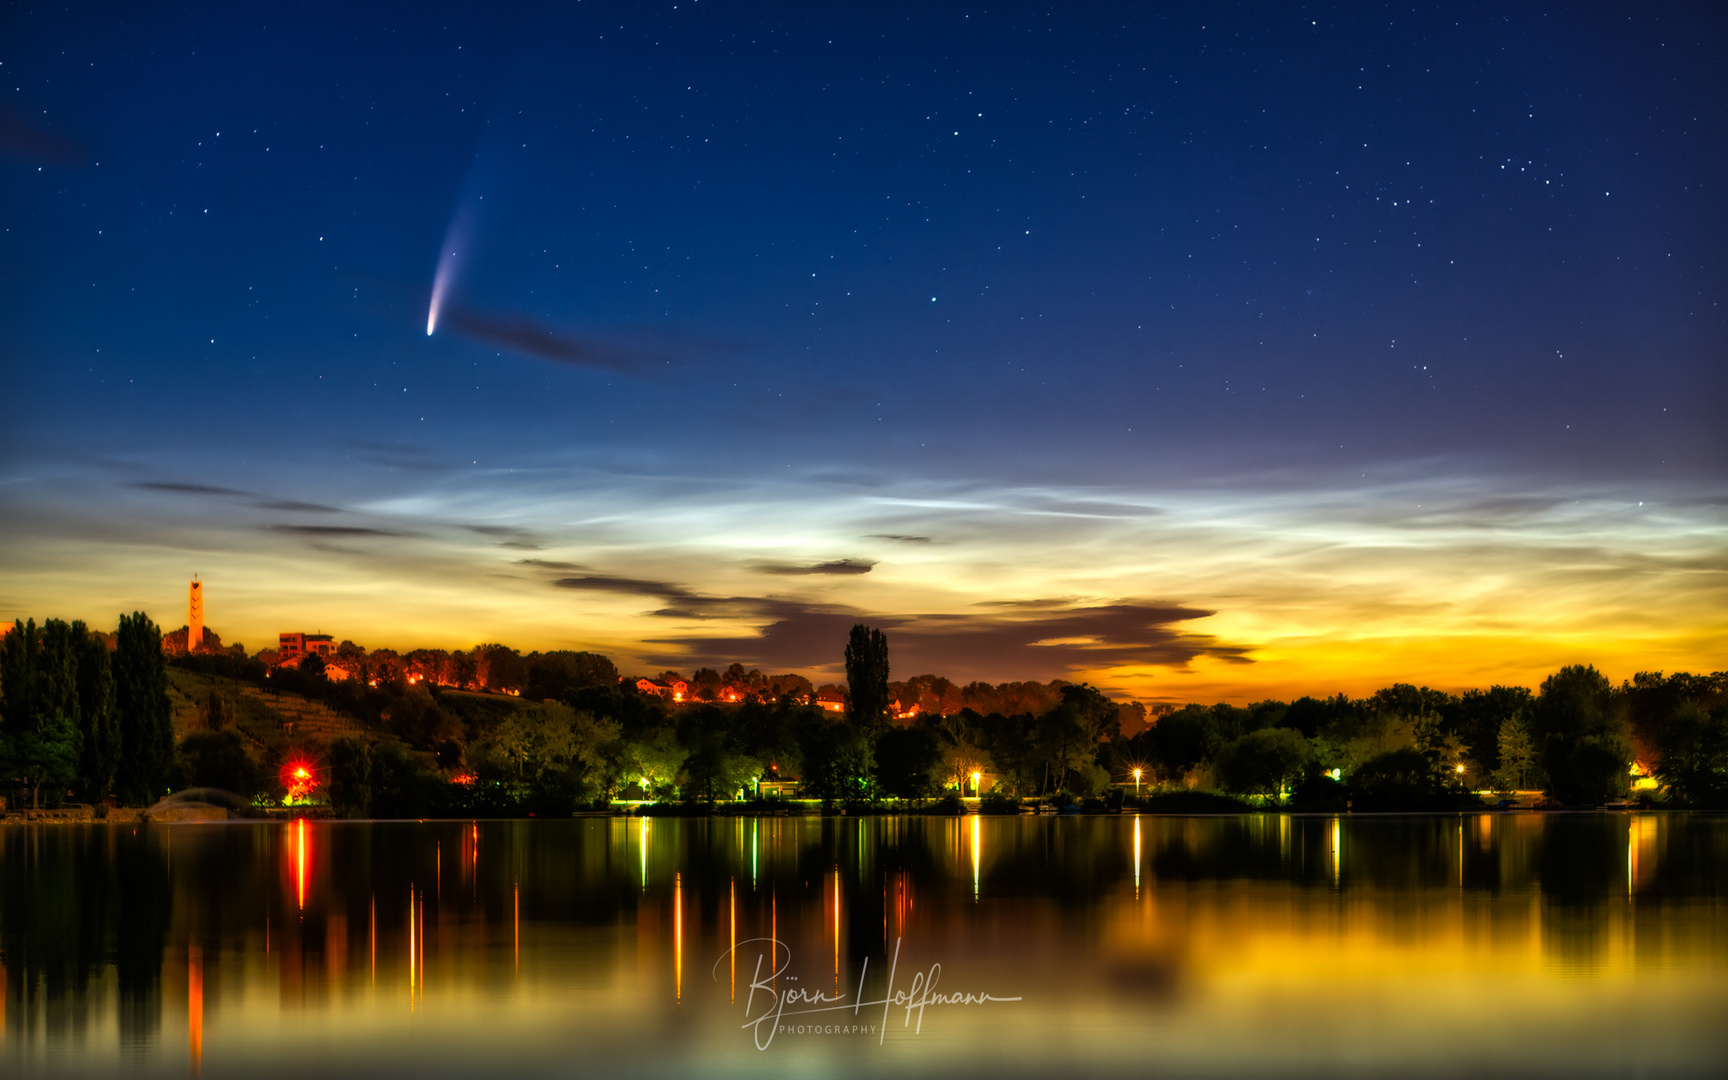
[0,616,176,808]
[4,615,1724,814]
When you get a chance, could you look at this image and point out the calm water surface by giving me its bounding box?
[2,813,1725,1078]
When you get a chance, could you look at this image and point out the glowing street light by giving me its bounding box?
[970,770,981,795]
[1132,767,1142,799]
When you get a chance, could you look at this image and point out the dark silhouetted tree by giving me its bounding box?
[525,650,619,701]
[0,619,80,808]
[845,624,891,734]
[325,736,373,817]
[72,621,119,802]
[1532,665,1630,805]
[178,730,259,795]
[113,612,174,805]
[875,723,943,799]
[1213,728,1313,797]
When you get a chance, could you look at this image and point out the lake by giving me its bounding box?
[2,813,1725,1077]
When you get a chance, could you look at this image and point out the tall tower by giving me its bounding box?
[188,578,204,652]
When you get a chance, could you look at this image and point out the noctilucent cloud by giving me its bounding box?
[1,2,1723,701]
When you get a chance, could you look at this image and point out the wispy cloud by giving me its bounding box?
[442,306,668,375]
[256,499,342,513]
[265,524,408,538]
[645,598,1247,679]
[551,574,700,602]
[135,481,251,498]
[752,558,875,575]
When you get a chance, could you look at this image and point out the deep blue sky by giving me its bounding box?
[2,2,1723,696]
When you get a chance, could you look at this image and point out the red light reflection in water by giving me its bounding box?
[290,819,310,911]
[188,945,203,1076]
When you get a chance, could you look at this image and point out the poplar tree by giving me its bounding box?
[844,624,891,734]
[113,613,174,805]
[72,622,120,802]
[0,620,80,808]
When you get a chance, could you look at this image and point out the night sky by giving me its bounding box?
[2,2,1723,701]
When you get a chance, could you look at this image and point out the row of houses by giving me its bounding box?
[631,677,861,712]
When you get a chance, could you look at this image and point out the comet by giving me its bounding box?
[425,205,474,336]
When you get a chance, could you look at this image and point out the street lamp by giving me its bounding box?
[970,770,981,795]
[1132,767,1142,799]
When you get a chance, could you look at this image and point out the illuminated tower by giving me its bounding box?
[189,578,204,652]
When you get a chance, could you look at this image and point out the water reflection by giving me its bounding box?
[0,814,1724,1077]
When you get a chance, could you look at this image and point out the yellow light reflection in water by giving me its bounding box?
[1133,814,1142,897]
[639,817,649,891]
[729,878,736,1004]
[832,867,842,996]
[407,886,417,1011]
[674,872,683,1003]
[1330,817,1341,887]
[513,883,520,975]
[971,814,981,901]
[369,895,376,985]
[1630,815,1660,896]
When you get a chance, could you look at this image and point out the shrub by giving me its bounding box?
[176,730,259,797]
[929,792,966,815]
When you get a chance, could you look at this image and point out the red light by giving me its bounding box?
[282,757,318,802]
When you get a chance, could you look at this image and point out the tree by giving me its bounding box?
[523,651,618,701]
[0,620,80,808]
[1033,685,1117,795]
[113,613,175,805]
[1035,703,1093,795]
[1492,715,1537,792]
[177,730,259,796]
[798,719,875,804]
[1451,685,1534,776]
[624,728,687,801]
[482,703,582,791]
[1349,748,1442,810]
[845,624,891,734]
[1651,700,1728,806]
[1213,728,1313,798]
[937,734,993,795]
[72,623,119,803]
[875,724,943,799]
[1532,665,1631,805]
[474,643,527,693]
[325,736,373,817]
